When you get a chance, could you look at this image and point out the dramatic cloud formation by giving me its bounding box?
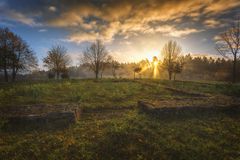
[2,0,240,43]
[155,25,203,37]
[0,0,239,62]
[203,19,226,28]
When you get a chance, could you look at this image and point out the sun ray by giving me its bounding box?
[152,56,159,79]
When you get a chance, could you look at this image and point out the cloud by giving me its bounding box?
[39,29,47,32]
[67,24,120,44]
[7,10,37,26]
[203,19,226,28]
[169,28,202,37]
[204,0,240,14]
[48,6,56,12]
[2,0,240,43]
[0,2,39,26]
[44,0,239,28]
[48,12,84,27]
[155,25,203,37]
[67,31,99,44]
[213,35,221,41]
[42,0,239,43]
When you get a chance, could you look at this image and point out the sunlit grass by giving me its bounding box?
[0,80,144,108]
[0,79,239,108]
[1,109,240,159]
[0,79,240,159]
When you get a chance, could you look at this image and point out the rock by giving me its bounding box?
[4,111,79,131]
[138,101,154,113]
[137,100,240,118]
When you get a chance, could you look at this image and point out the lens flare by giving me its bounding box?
[153,61,158,79]
[138,56,160,79]
[153,56,159,79]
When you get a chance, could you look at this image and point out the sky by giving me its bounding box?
[0,0,240,67]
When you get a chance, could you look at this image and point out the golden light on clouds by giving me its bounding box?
[1,0,239,63]
[36,0,239,44]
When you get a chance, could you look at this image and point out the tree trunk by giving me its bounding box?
[173,73,176,81]
[95,71,98,79]
[112,69,116,78]
[12,67,16,82]
[56,72,60,79]
[4,66,8,82]
[134,72,135,79]
[3,57,8,82]
[232,54,237,83]
[3,45,8,82]
[168,71,172,80]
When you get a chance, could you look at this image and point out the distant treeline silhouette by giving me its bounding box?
[3,54,239,82]
[1,18,239,82]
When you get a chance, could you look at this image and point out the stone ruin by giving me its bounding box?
[1,104,81,131]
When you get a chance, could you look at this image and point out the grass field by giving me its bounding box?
[0,79,240,160]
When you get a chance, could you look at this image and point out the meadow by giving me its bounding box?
[0,79,240,160]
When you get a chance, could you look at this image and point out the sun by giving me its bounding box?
[143,48,162,62]
[138,48,162,78]
[146,51,158,61]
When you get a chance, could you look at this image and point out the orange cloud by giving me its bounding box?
[204,19,226,28]
[204,0,240,14]
[67,31,99,43]
[44,0,240,43]
[155,25,203,37]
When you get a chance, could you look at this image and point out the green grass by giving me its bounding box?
[0,79,181,109]
[1,110,240,160]
[1,79,239,108]
[156,80,240,96]
[0,79,144,109]
[0,79,240,159]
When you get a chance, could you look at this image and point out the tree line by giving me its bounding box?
[0,19,239,82]
[21,55,239,82]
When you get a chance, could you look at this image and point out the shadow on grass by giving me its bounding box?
[138,101,240,120]
[1,112,76,132]
[92,108,240,160]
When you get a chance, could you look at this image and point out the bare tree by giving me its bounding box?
[43,45,71,79]
[215,19,240,83]
[11,36,37,81]
[82,40,108,79]
[100,55,112,79]
[172,61,184,81]
[161,40,182,80]
[109,56,120,78]
[0,27,37,82]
